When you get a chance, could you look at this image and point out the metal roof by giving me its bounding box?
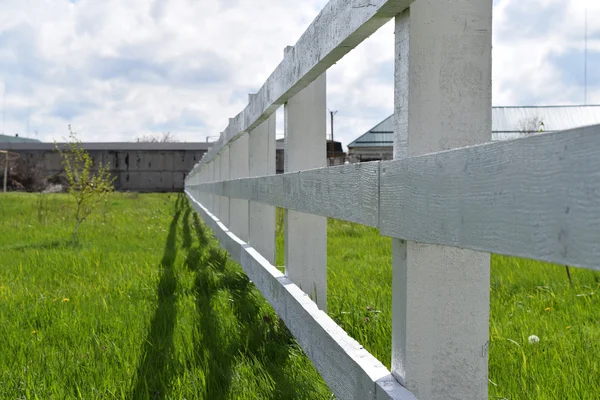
[348,105,600,148]
[348,116,393,147]
[0,134,41,143]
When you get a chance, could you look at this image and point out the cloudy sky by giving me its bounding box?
[0,0,598,148]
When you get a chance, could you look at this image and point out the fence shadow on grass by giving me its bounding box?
[186,209,304,399]
[132,195,316,399]
[182,204,192,250]
[130,193,185,399]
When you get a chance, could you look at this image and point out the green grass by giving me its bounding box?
[279,209,600,399]
[488,258,600,398]
[1,194,599,399]
[0,193,330,399]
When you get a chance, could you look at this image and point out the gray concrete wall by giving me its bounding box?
[1,142,210,192]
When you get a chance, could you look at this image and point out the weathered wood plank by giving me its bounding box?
[206,162,214,211]
[185,191,416,400]
[249,112,276,265]
[219,147,230,226]
[190,161,380,228]
[191,124,600,270]
[389,3,492,399]
[199,0,415,166]
[284,73,327,311]
[274,163,380,227]
[212,156,220,218]
[380,124,600,271]
[230,134,250,242]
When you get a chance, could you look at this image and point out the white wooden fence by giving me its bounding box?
[185,1,600,399]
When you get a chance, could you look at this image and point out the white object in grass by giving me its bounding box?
[528,335,540,345]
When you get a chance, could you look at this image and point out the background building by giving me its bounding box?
[347,105,600,162]
[0,141,210,192]
[276,139,345,172]
[0,134,41,143]
[1,139,289,192]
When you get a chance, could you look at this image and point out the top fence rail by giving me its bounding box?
[199,0,414,166]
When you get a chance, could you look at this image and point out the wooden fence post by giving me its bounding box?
[391,2,492,399]
[201,166,207,205]
[284,72,327,310]
[230,134,250,242]
[203,165,210,210]
[196,167,202,205]
[213,155,221,219]
[206,161,214,212]
[219,147,230,226]
[249,106,276,265]
[197,165,202,206]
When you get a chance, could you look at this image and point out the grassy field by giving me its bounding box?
[1,193,599,399]
[0,193,330,399]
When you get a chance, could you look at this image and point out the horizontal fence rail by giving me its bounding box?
[189,125,600,271]
[192,162,381,227]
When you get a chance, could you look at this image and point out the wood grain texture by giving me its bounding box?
[190,162,380,227]
[197,0,414,167]
[229,134,250,242]
[206,162,214,211]
[249,114,276,265]
[185,191,416,400]
[189,125,600,270]
[389,4,492,399]
[380,124,600,270]
[219,147,230,226]
[284,73,328,311]
[212,156,221,219]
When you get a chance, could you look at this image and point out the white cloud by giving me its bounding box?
[492,0,600,106]
[0,0,598,148]
[0,0,326,141]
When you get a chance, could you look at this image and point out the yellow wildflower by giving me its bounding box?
[544,307,551,311]
[62,298,70,302]
[31,330,37,334]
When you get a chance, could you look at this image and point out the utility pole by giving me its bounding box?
[329,109,337,165]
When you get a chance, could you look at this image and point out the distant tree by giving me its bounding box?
[136,132,177,143]
[519,117,545,136]
[55,126,116,241]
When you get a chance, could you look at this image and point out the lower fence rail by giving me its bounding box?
[185,191,416,400]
